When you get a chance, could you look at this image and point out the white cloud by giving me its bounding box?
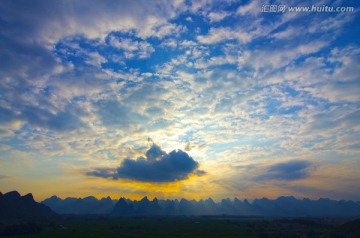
[236,0,262,16]
[161,39,178,48]
[5,0,183,44]
[194,55,237,69]
[207,11,231,22]
[272,26,300,40]
[308,13,354,34]
[240,40,328,72]
[329,47,360,82]
[150,23,187,39]
[109,36,155,59]
[307,82,360,103]
[180,40,198,48]
[85,52,106,67]
[197,27,253,44]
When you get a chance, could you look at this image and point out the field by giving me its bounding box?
[1,216,359,238]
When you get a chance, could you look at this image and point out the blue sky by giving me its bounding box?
[0,0,359,201]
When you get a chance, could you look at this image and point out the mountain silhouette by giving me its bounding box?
[112,197,135,216]
[40,194,360,217]
[111,196,360,217]
[0,191,56,221]
[42,195,116,214]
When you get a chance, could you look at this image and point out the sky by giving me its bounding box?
[0,0,359,202]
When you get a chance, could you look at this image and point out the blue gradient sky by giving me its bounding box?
[0,0,359,201]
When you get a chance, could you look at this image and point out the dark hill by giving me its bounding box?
[339,218,360,236]
[0,191,56,221]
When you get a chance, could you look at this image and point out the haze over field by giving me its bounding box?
[0,0,359,202]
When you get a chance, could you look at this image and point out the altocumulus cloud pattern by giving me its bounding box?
[0,0,359,201]
[87,144,205,182]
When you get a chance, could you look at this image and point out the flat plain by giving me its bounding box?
[2,216,359,238]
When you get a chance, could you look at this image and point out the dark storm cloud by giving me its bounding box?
[256,160,312,181]
[87,144,206,182]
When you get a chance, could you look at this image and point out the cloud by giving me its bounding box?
[108,35,155,59]
[0,0,182,44]
[160,39,178,48]
[87,144,205,182]
[256,160,312,181]
[197,27,252,44]
[151,23,187,39]
[305,109,360,133]
[0,107,18,125]
[236,0,262,16]
[240,40,328,71]
[20,106,87,132]
[272,26,300,40]
[207,11,231,22]
[0,105,87,132]
[95,100,148,129]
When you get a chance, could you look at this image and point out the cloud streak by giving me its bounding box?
[256,160,313,181]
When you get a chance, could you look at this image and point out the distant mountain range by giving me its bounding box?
[0,191,56,221]
[2,190,360,218]
[42,195,117,214]
[42,194,360,217]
